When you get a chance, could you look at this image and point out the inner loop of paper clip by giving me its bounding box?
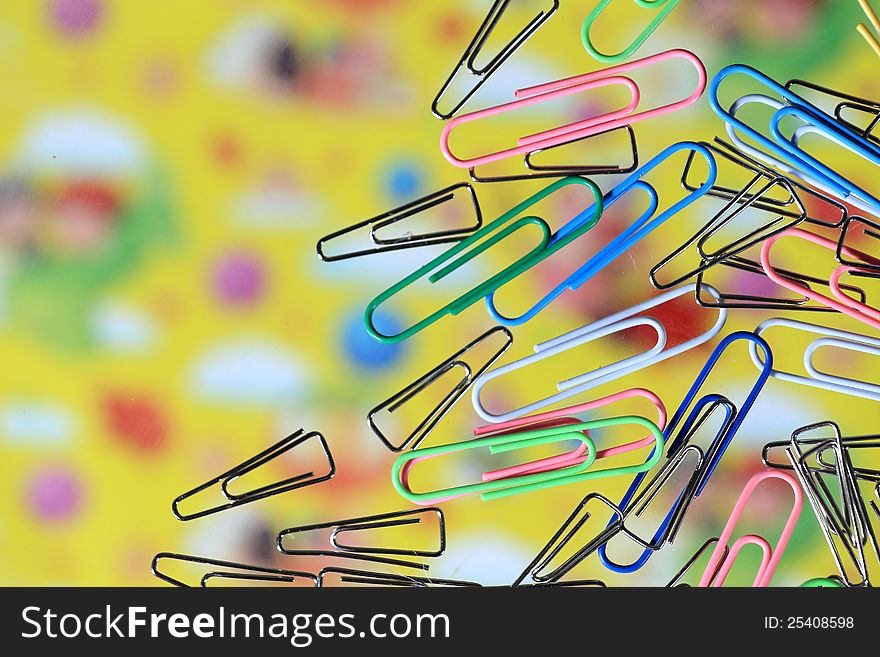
[803,337,880,397]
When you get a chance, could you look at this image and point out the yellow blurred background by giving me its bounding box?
[1,0,878,586]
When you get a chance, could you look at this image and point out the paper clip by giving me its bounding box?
[316,183,482,261]
[651,172,807,290]
[485,141,718,325]
[368,326,512,452]
[785,422,878,587]
[664,332,773,486]
[709,64,880,214]
[751,317,880,401]
[785,78,880,147]
[171,430,335,521]
[698,470,803,587]
[276,508,444,571]
[680,138,847,229]
[764,428,880,484]
[800,576,845,587]
[363,176,603,343]
[473,388,667,483]
[473,283,727,423]
[468,124,639,183]
[693,254,868,312]
[666,538,722,587]
[151,552,318,588]
[760,228,880,329]
[718,85,880,216]
[599,395,736,573]
[857,0,880,59]
[513,492,624,585]
[391,415,663,504]
[440,48,706,168]
[837,215,880,274]
[431,0,559,119]
[318,567,480,588]
[599,331,773,573]
[581,0,680,63]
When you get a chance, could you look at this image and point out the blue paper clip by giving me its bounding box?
[484,141,718,326]
[598,331,774,573]
[363,176,603,343]
[709,64,880,214]
[770,104,880,209]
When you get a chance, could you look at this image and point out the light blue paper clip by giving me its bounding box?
[709,64,880,214]
[484,141,718,326]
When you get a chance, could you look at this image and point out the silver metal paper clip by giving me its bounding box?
[318,567,479,587]
[151,552,318,588]
[277,508,445,571]
[431,0,559,119]
[171,430,335,521]
[512,492,623,586]
[316,183,482,262]
[368,326,512,451]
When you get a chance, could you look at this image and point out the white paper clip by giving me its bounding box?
[750,317,880,401]
[472,284,727,422]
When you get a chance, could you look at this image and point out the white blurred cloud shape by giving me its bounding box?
[189,338,311,407]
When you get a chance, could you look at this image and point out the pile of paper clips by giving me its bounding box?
[152,0,880,588]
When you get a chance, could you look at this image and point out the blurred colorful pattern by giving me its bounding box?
[1,0,878,586]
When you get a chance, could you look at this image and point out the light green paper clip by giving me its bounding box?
[800,577,845,587]
[364,176,604,343]
[582,0,680,64]
[391,415,664,503]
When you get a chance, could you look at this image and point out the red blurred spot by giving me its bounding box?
[637,293,713,348]
[103,394,169,453]
[438,12,468,41]
[212,134,242,167]
[55,180,120,219]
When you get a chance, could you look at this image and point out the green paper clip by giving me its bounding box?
[364,176,603,343]
[800,577,845,587]
[392,415,664,503]
[582,0,680,64]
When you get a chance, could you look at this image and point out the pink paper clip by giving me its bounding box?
[699,470,803,587]
[760,227,880,330]
[473,388,667,482]
[440,48,706,168]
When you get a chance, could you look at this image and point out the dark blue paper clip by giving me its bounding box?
[484,141,718,326]
[598,331,774,573]
[709,64,880,214]
[364,176,603,343]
